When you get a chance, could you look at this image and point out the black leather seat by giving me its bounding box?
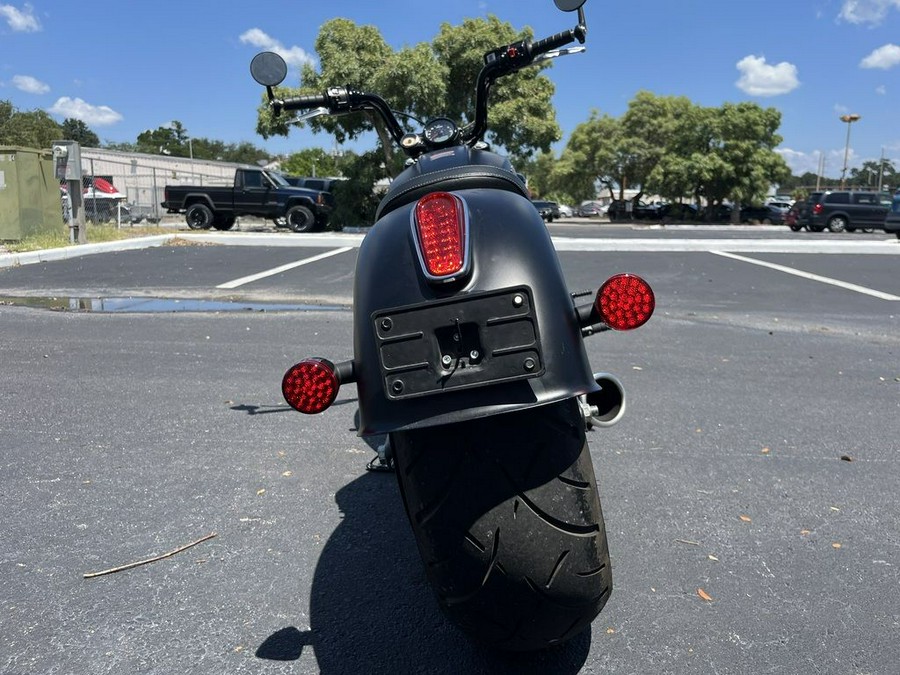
[376,147,528,219]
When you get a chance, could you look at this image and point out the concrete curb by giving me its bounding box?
[0,235,176,269]
[0,229,371,268]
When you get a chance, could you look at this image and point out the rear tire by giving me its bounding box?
[391,399,611,651]
[185,203,214,230]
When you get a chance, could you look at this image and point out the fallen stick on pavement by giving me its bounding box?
[83,532,217,579]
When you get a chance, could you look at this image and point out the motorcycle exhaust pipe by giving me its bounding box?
[583,372,626,428]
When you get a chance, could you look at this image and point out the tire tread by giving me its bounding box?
[391,399,611,651]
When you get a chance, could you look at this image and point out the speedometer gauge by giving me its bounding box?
[423,118,459,146]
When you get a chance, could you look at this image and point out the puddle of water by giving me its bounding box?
[0,296,345,313]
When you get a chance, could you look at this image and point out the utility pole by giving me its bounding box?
[816,152,825,191]
[877,148,886,194]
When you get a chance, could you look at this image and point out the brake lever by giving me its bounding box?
[533,45,586,64]
[288,107,331,124]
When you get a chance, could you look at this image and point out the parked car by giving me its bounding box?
[284,176,346,193]
[557,204,575,217]
[700,203,785,224]
[740,204,788,225]
[882,191,900,240]
[767,200,794,210]
[531,200,561,222]
[607,199,660,221]
[807,190,891,233]
[577,202,605,218]
[657,202,699,221]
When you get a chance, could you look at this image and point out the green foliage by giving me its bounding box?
[134,120,267,164]
[554,92,791,213]
[280,147,345,177]
[61,118,100,146]
[554,111,627,201]
[327,150,387,230]
[848,159,898,191]
[0,99,63,148]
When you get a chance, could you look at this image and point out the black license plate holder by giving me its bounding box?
[373,287,543,400]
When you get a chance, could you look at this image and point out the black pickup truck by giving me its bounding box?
[161,167,333,232]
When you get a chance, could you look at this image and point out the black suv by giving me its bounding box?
[807,190,890,233]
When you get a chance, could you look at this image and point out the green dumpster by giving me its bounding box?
[0,146,64,241]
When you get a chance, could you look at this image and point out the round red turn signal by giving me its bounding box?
[595,274,655,331]
[282,358,340,414]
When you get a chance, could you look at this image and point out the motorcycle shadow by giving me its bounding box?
[256,448,592,673]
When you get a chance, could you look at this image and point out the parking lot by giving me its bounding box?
[1,225,898,673]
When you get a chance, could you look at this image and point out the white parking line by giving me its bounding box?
[710,250,900,301]
[216,247,354,289]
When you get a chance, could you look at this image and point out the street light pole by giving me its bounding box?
[839,113,860,189]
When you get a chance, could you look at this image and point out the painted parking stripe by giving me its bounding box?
[216,247,354,289]
[711,250,900,301]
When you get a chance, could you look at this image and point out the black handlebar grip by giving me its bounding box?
[279,93,329,111]
[531,29,576,56]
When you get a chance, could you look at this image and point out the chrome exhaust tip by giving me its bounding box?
[580,372,626,428]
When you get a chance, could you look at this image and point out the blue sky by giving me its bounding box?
[2,0,899,178]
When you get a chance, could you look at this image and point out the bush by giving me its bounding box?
[327,150,389,231]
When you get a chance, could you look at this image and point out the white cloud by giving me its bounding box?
[239,29,315,69]
[12,74,48,94]
[876,85,887,94]
[735,55,800,97]
[776,148,855,177]
[860,44,900,69]
[47,97,123,126]
[0,3,40,31]
[839,0,900,25]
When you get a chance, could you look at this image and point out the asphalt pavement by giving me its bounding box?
[1,223,898,674]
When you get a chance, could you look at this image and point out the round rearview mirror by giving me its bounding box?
[554,0,586,11]
[250,52,288,87]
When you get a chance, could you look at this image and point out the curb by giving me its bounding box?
[0,235,176,269]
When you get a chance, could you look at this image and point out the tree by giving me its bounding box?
[255,15,561,174]
[133,121,267,164]
[135,122,187,156]
[61,118,100,147]
[280,147,344,177]
[0,99,62,148]
[556,111,630,202]
[621,91,696,200]
[849,159,898,191]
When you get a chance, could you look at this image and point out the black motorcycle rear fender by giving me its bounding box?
[353,189,598,436]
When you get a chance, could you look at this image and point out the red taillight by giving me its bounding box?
[595,274,655,331]
[282,358,340,414]
[812,204,823,215]
[414,192,466,278]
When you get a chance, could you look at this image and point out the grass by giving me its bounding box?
[4,224,175,253]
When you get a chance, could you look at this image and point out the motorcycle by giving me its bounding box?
[251,0,655,651]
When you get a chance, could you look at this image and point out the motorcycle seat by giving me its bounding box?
[376,157,528,220]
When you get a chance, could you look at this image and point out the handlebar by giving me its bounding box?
[277,93,329,112]
[264,15,587,157]
[531,28,579,57]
